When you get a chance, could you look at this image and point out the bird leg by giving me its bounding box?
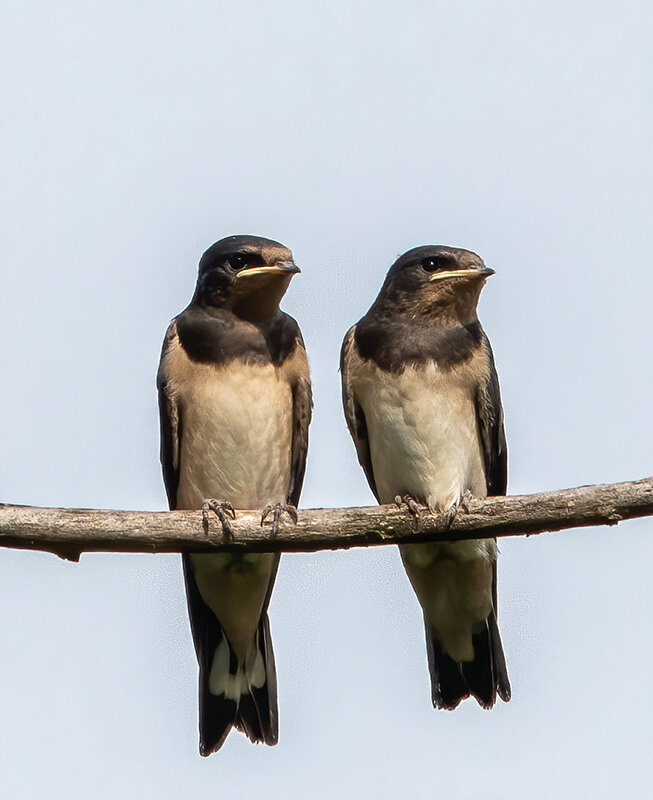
[260,502,298,536]
[394,494,425,518]
[202,499,236,540]
[443,489,475,527]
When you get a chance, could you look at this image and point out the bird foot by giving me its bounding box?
[394,494,425,518]
[443,489,475,527]
[202,499,236,540]
[260,502,298,536]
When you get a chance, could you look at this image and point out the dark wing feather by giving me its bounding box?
[181,555,237,754]
[157,321,181,510]
[475,332,508,497]
[473,331,511,703]
[234,611,279,745]
[340,325,380,502]
[287,332,313,508]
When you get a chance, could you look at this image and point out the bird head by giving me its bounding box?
[193,235,300,321]
[375,245,494,324]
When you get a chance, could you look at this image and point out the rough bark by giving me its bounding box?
[0,477,651,562]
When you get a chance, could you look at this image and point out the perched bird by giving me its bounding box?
[341,245,510,710]
[157,235,312,755]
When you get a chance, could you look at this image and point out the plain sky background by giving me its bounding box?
[1,1,652,797]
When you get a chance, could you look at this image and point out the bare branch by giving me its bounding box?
[1,477,651,562]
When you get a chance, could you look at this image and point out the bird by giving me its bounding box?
[157,235,312,755]
[340,244,510,711]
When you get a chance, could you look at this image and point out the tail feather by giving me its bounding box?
[488,610,511,703]
[183,556,278,756]
[426,608,510,710]
[233,613,278,746]
[464,620,497,709]
[198,614,278,756]
[198,683,239,757]
[426,631,469,710]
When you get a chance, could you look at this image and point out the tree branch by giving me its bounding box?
[0,477,651,562]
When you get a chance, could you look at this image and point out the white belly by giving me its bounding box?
[175,363,293,510]
[354,361,487,511]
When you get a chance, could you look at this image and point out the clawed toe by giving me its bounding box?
[459,488,474,513]
[260,502,298,536]
[394,494,424,518]
[443,506,457,527]
[202,499,236,540]
[444,490,475,527]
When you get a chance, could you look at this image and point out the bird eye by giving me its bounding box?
[230,254,249,270]
[420,257,447,272]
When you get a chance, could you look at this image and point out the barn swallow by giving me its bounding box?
[341,245,510,710]
[157,235,312,755]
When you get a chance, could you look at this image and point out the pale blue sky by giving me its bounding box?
[1,1,652,797]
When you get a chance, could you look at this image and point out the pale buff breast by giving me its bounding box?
[350,358,487,512]
[164,335,293,511]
